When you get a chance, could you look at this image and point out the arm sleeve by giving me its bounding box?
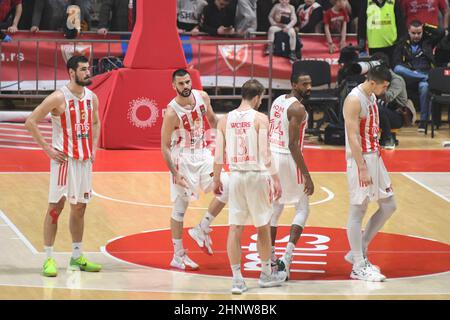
[97,0,113,29]
[199,7,218,36]
[384,75,403,103]
[287,5,298,28]
[358,1,368,42]
[31,0,44,27]
[395,1,406,39]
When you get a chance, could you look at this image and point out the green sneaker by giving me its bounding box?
[43,258,58,277]
[69,255,102,272]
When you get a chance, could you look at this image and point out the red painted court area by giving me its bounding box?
[1,149,449,172]
[105,226,450,281]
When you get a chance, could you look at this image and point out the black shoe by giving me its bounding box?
[418,122,426,133]
[380,136,396,150]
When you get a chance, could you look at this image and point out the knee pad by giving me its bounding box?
[215,172,229,204]
[292,200,310,228]
[270,202,285,227]
[171,196,189,222]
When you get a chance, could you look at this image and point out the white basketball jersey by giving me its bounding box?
[269,94,308,154]
[345,85,380,159]
[169,89,208,152]
[52,86,94,160]
[226,108,266,171]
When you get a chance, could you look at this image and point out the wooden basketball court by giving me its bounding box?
[0,123,449,300]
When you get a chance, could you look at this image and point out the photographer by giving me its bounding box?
[393,20,445,131]
[371,53,415,149]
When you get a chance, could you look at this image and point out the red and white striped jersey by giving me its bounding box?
[226,108,266,171]
[345,84,380,158]
[169,89,209,152]
[269,94,308,154]
[52,86,94,161]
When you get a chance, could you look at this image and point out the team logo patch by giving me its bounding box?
[127,97,159,129]
[105,226,450,281]
[219,44,248,72]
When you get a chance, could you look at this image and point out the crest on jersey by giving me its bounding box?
[219,44,248,72]
[127,97,159,129]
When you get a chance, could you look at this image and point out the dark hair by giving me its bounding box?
[66,55,89,72]
[241,79,265,100]
[367,65,391,83]
[172,69,190,81]
[409,20,424,28]
[291,71,310,84]
[370,52,390,68]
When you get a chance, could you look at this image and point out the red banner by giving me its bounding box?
[0,31,124,90]
[185,35,357,88]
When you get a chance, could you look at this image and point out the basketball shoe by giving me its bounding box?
[278,253,293,281]
[170,249,199,270]
[69,255,102,272]
[231,278,248,295]
[188,224,213,255]
[258,270,287,288]
[350,260,386,282]
[43,258,58,277]
[344,251,380,272]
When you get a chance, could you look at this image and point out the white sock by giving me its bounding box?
[172,238,183,254]
[261,259,271,276]
[347,200,368,265]
[231,264,243,280]
[285,242,295,257]
[44,246,53,259]
[200,212,215,231]
[72,242,82,259]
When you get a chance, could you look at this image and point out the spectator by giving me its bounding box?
[371,53,415,149]
[200,0,237,36]
[31,0,92,32]
[393,20,445,131]
[235,0,257,35]
[358,0,406,64]
[97,0,136,35]
[317,0,332,11]
[435,22,450,67]
[348,0,360,33]
[401,0,449,29]
[18,0,33,30]
[0,0,22,34]
[323,0,349,53]
[296,0,323,33]
[267,0,298,61]
[177,0,207,34]
[257,0,277,32]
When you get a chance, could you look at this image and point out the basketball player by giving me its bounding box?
[268,72,315,280]
[343,65,397,281]
[213,79,287,294]
[25,55,102,277]
[161,69,228,270]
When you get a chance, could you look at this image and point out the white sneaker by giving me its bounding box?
[258,270,287,288]
[188,225,213,255]
[344,251,380,272]
[170,249,199,270]
[231,279,248,295]
[279,254,292,281]
[350,260,386,282]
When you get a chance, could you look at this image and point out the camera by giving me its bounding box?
[350,60,382,75]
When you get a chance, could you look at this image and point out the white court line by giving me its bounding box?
[92,186,334,210]
[0,127,52,135]
[0,209,38,254]
[0,132,51,139]
[402,173,450,203]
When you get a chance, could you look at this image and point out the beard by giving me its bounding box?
[177,87,192,98]
[75,75,92,87]
[299,90,311,100]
